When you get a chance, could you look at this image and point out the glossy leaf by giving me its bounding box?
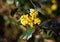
[44,31,54,39]
[23,26,34,40]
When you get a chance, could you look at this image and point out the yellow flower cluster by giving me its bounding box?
[51,0,57,10]
[20,9,41,27]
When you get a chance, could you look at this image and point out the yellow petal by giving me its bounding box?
[34,18,41,25]
[51,4,57,10]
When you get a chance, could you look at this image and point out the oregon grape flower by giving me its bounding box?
[20,9,41,27]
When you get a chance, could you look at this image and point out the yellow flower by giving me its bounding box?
[30,9,38,16]
[30,12,38,20]
[51,4,57,10]
[30,9,38,21]
[20,14,28,20]
[20,14,33,27]
[34,18,41,25]
[28,22,33,27]
[30,11,38,17]
[27,18,33,27]
[20,19,27,25]
[20,14,29,25]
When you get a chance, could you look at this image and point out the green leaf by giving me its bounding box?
[36,8,45,15]
[44,31,54,39]
[49,31,54,37]
[23,26,34,40]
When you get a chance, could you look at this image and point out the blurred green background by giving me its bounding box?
[0,0,60,42]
